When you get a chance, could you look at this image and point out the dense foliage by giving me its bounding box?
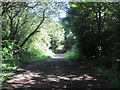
[63,2,120,87]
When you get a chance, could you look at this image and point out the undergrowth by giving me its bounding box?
[1,48,55,83]
[94,65,120,88]
[64,51,79,61]
[65,51,120,88]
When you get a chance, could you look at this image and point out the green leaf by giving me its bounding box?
[71,4,77,8]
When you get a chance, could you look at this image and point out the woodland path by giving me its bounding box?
[2,54,111,89]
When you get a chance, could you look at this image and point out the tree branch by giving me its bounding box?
[19,9,46,48]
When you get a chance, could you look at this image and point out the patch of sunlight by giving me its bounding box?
[82,74,94,80]
[0,64,7,68]
[0,64,17,69]
[56,45,64,50]
[71,76,83,81]
[59,10,66,18]
[44,74,97,83]
[53,17,59,21]
[0,71,14,83]
[43,50,55,58]
[6,71,41,88]
[57,76,70,80]
[47,77,59,82]
[88,84,92,87]
[71,4,78,8]
[34,42,41,49]
[53,54,65,59]
[63,85,67,88]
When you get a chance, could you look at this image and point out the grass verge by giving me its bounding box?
[64,51,79,61]
[1,50,55,83]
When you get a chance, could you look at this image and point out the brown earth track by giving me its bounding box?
[2,54,111,90]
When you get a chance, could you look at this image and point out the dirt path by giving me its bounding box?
[2,54,111,89]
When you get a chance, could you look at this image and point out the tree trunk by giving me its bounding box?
[96,3,102,56]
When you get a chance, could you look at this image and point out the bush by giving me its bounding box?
[18,48,54,63]
[1,47,13,63]
[64,51,78,60]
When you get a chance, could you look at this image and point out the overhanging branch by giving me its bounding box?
[19,9,46,48]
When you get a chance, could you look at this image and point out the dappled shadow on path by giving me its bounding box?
[2,54,111,89]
